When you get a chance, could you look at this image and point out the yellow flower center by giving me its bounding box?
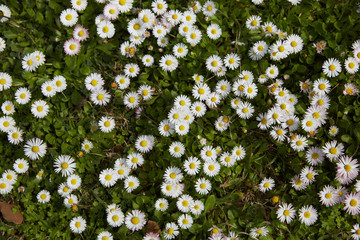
[264,182,270,188]
[351,199,358,207]
[345,164,351,172]
[97,94,104,100]
[330,147,337,154]
[129,97,135,103]
[349,62,355,69]
[182,219,188,224]
[177,48,183,53]
[329,65,336,71]
[27,60,33,66]
[66,15,72,21]
[190,163,196,169]
[200,183,206,189]
[276,129,283,135]
[166,60,172,66]
[131,217,140,224]
[347,88,353,94]
[75,222,81,228]
[32,146,39,152]
[242,108,248,113]
[283,210,290,216]
[104,121,111,127]
[211,29,217,34]
[134,24,140,30]
[71,179,77,185]
[168,228,174,234]
[261,118,267,124]
[198,88,205,95]
[325,193,332,199]
[166,185,172,191]
[306,121,313,127]
[119,0,126,5]
[208,165,215,171]
[118,169,124,175]
[170,173,176,179]
[140,141,147,147]
[319,84,326,90]
[69,44,76,50]
[61,163,68,169]
[40,194,46,200]
[129,67,135,73]
[191,33,197,39]
[103,26,109,33]
[291,41,297,47]
[304,212,311,218]
[256,229,263,234]
[109,9,115,14]
[105,174,112,181]
[172,14,178,19]
[313,112,320,119]
[164,125,170,131]
[131,158,138,163]
[174,147,180,152]
[312,153,319,159]
[279,46,285,52]
[129,182,135,187]
[206,151,212,156]
[179,125,185,131]
[251,20,257,26]
[306,173,313,179]
[0,183,6,189]
[295,179,302,185]
[296,140,302,146]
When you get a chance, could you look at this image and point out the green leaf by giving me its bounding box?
[204,195,216,212]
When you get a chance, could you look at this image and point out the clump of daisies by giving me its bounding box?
[22,51,46,72]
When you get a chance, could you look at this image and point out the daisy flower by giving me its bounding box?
[0,178,12,195]
[114,163,131,180]
[13,159,29,174]
[115,74,130,90]
[41,81,57,98]
[124,63,140,78]
[73,25,89,42]
[155,198,169,211]
[195,178,211,195]
[266,64,279,79]
[160,182,183,198]
[207,24,222,40]
[203,160,221,177]
[103,3,119,20]
[71,0,87,11]
[178,23,193,36]
[90,89,111,106]
[313,78,331,95]
[176,194,194,213]
[70,216,86,234]
[124,91,140,109]
[127,19,145,36]
[164,166,183,185]
[142,55,154,67]
[125,210,146,231]
[290,135,308,152]
[344,192,360,215]
[22,53,38,72]
[97,20,115,38]
[107,209,125,227]
[259,177,275,192]
[186,28,202,45]
[24,138,47,160]
[113,0,134,13]
[236,101,254,119]
[322,58,342,78]
[206,55,223,73]
[60,9,78,27]
[67,174,81,190]
[169,141,185,158]
[202,1,217,16]
[157,37,169,47]
[300,166,318,185]
[276,203,296,223]
[191,1,202,13]
[99,168,117,187]
[84,73,104,92]
[182,10,196,25]
[215,79,231,98]
[205,92,221,108]
[173,43,188,58]
[311,93,331,109]
[178,214,193,229]
[53,75,67,92]
[322,140,344,161]
[54,155,76,177]
[351,224,360,240]
[290,175,308,190]
[37,190,51,203]
[336,155,359,184]
[99,116,115,133]
[343,83,359,96]
[31,100,49,118]
[1,101,15,115]
[124,176,140,193]
[63,38,81,56]
[163,222,179,240]
[285,34,303,53]
[256,113,271,130]
[246,15,261,30]
[270,126,287,142]
[305,147,324,166]
[191,200,204,215]
[2,170,17,185]
[159,54,178,72]
[344,57,359,74]
[250,227,269,238]
[262,21,278,36]
[0,72,12,91]
[183,157,201,175]
[158,119,174,137]
[200,145,217,161]
[0,116,15,133]
[126,152,144,169]
[135,135,155,153]
[81,140,93,153]
[192,83,211,101]
[318,185,339,207]
[301,117,320,133]
[0,37,5,52]
[97,231,113,240]
[298,205,318,226]
[58,183,72,197]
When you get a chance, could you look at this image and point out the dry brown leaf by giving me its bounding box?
[146,220,161,234]
[0,201,23,224]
